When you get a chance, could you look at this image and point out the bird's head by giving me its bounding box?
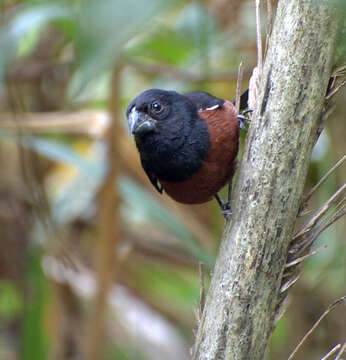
[126,89,196,141]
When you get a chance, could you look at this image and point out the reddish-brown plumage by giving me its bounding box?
[159,100,239,204]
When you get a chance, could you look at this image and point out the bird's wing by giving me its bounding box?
[185,89,249,113]
[141,159,163,194]
[231,88,249,112]
[184,91,224,112]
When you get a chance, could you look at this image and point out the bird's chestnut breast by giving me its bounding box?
[159,100,239,204]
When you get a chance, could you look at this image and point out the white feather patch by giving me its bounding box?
[205,104,220,111]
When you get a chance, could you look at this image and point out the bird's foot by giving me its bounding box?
[237,109,253,131]
[215,194,232,220]
[221,206,232,220]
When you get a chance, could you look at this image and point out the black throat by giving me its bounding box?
[135,115,210,182]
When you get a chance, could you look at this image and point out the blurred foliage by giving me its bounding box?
[0,281,22,319]
[0,0,345,360]
[20,249,49,360]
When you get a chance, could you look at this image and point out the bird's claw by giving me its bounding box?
[215,194,232,220]
[237,109,253,131]
[221,207,232,220]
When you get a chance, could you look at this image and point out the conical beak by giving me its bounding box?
[128,107,157,136]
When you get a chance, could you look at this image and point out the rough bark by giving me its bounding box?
[192,1,340,359]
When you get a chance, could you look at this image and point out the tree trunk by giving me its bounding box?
[192,1,340,359]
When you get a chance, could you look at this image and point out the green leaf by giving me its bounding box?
[107,342,146,360]
[127,26,194,65]
[175,2,216,55]
[0,281,23,319]
[69,0,182,97]
[20,248,49,360]
[0,2,73,81]
[25,136,104,177]
[128,261,200,311]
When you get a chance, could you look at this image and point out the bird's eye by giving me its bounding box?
[151,101,162,113]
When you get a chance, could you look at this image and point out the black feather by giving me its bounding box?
[141,160,163,194]
[184,91,224,111]
[127,89,217,188]
[231,88,249,112]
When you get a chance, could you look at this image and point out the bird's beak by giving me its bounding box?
[128,107,157,136]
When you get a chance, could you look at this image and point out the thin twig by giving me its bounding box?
[285,245,327,268]
[302,155,346,205]
[256,0,263,79]
[335,342,346,360]
[235,62,244,113]
[292,205,345,256]
[326,64,346,99]
[320,344,341,360]
[293,182,346,240]
[332,64,346,77]
[326,78,346,99]
[280,274,300,293]
[264,0,273,57]
[287,296,346,360]
[298,208,313,217]
[297,203,345,252]
[198,262,206,318]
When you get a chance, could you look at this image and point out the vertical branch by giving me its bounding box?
[192,1,340,359]
[85,67,122,360]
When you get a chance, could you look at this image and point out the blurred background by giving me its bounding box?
[0,0,345,359]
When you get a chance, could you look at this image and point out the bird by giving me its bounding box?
[126,88,249,217]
